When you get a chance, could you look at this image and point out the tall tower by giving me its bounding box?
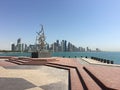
[11,43,16,51]
[17,38,22,52]
[17,38,21,44]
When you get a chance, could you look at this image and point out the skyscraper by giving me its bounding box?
[17,38,21,44]
[61,40,65,52]
[64,40,67,52]
[17,38,22,51]
[11,43,16,51]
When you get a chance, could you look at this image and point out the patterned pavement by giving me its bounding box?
[0,60,68,90]
[1,57,120,90]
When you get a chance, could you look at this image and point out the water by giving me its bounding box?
[0,52,31,57]
[0,52,120,64]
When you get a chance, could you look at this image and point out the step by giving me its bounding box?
[0,56,13,59]
[9,60,24,65]
[83,66,120,90]
[46,63,84,90]
[70,68,84,90]
[48,60,101,90]
[77,66,101,90]
[24,60,47,65]
[17,59,30,63]
[45,63,69,70]
[48,62,76,68]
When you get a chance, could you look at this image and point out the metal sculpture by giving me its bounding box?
[36,24,46,51]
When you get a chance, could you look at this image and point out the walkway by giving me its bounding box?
[1,57,120,90]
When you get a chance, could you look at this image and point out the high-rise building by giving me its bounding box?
[53,42,56,52]
[56,40,59,46]
[11,44,16,51]
[22,43,25,51]
[17,38,21,44]
[68,42,73,52]
[17,38,22,51]
[46,43,49,50]
[64,40,67,52]
[96,48,100,52]
[68,42,70,52]
[79,47,85,52]
[24,44,28,51]
[55,40,59,52]
[61,40,65,52]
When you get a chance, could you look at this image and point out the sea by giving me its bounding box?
[0,52,120,64]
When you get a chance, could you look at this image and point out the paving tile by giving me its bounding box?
[0,77,36,90]
[40,81,67,90]
[0,60,17,66]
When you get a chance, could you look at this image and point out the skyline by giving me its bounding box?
[11,38,101,52]
[0,0,120,51]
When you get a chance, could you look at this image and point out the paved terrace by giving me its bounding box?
[0,56,120,90]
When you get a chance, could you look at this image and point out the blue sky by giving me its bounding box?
[0,0,120,51]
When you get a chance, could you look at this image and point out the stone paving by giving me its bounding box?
[82,57,120,67]
[0,60,68,90]
[1,57,120,90]
[75,58,89,65]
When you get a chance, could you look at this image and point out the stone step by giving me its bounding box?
[24,60,47,65]
[8,60,24,65]
[45,63,84,90]
[16,59,30,63]
[48,62,101,90]
[77,66,101,90]
[70,68,84,90]
[0,56,13,59]
[83,66,120,90]
[48,62,76,68]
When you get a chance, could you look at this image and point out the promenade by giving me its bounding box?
[0,56,120,90]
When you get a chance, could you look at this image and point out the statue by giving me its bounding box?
[34,24,51,58]
[36,24,46,51]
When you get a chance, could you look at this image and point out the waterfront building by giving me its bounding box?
[56,40,59,47]
[24,44,28,52]
[16,38,22,52]
[11,43,16,51]
[53,42,57,52]
[11,38,29,52]
[61,40,64,52]
[56,40,62,52]
[22,43,25,52]
[61,40,67,52]
[79,47,85,52]
[17,44,22,51]
[86,47,91,52]
[68,42,73,52]
[48,43,53,52]
[96,48,100,52]
[64,40,67,52]
[56,40,60,52]
[17,38,21,44]
[28,45,36,52]
[46,43,50,50]
[68,42,71,52]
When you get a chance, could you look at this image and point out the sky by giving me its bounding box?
[0,0,120,51]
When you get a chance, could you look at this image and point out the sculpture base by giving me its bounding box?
[31,52,38,58]
[38,51,51,58]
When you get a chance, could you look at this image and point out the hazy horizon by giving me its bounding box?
[0,0,120,51]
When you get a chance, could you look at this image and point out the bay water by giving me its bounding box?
[0,52,120,64]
